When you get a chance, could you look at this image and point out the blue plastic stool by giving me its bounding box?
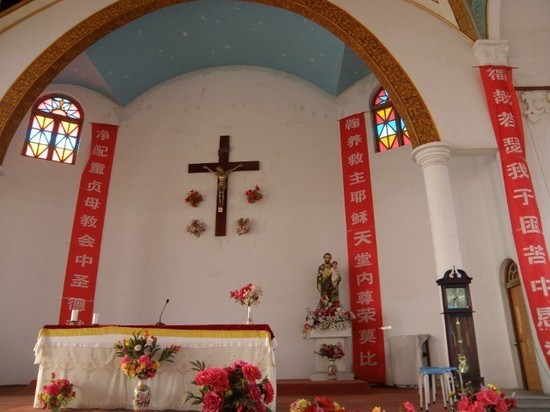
[418,366,463,410]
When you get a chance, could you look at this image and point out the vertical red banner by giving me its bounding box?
[339,113,386,383]
[479,66,550,369]
[59,123,119,325]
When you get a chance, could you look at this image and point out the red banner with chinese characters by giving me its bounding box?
[59,123,119,325]
[479,66,550,368]
[339,113,386,383]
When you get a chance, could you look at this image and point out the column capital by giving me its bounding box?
[411,142,453,170]
[473,39,510,66]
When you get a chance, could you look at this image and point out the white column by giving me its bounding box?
[411,142,462,276]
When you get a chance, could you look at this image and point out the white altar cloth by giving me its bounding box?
[33,324,277,410]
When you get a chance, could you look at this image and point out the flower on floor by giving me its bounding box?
[402,401,417,412]
[314,343,345,360]
[244,185,263,204]
[37,372,76,411]
[187,218,207,237]
[113,330,181,379]
[451,383,516,412]
[185,189,204,207]
[230,283,263,306]
[184,359,274,412]
[370,401,415,412]
[290,396,346,412]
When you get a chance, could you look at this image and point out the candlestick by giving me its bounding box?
[70,309,79,322]
[92,313,99,325]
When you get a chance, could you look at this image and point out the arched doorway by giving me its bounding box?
[505,259,543,392]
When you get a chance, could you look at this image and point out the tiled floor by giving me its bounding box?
[0,380,450,412]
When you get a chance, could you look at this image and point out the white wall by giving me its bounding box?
[0,64,521,390]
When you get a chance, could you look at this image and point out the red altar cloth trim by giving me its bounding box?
[39,324,275,340]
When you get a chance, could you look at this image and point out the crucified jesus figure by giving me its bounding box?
[203,164,243,206]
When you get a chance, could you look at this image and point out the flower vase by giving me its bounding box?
[246,305,253,324]
[133,378,151,411]
[327,359,338,380]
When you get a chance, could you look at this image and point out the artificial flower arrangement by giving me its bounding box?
[185,189,204,207]
[37,372,76,412]
[184,359,274,412]
[244,185,263,204]
[314,343,345,360]
[236,217,250,235]
[187,218,207,237]
[290,396,346,412]
[113,329,181,379]
[451,383,516,412]
[370,402,416,412]
[230,283,263,306]
[302,297,355,338]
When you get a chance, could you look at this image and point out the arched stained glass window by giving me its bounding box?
[22,94,83,164]
[371,87,410,152]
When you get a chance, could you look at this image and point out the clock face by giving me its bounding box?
[446,287,469,309]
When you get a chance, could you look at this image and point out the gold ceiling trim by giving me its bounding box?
[448,0,479,41]
[0,0,440,163]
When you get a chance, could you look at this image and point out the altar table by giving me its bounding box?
[33,324,277,410]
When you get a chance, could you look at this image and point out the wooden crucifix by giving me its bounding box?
[188,135,260,236]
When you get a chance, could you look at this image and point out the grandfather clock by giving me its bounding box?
[437,267,483,387]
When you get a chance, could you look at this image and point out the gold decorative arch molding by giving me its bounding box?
[0,0,440,164]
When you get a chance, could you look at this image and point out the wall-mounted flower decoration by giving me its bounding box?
[236,218,250,235]
[244,185,263,204]
[185,189,204,207]
[187,219,206,237]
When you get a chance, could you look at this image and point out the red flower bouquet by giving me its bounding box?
[314,343,345,360]
[185,359,274,412]
[453,383,516,412]
[37,372,76,411]
[244,185,263,204]
[185,189,204,207]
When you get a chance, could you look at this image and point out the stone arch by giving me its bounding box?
[0,0,440,163]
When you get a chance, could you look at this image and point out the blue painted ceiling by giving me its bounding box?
[53,0,372,106]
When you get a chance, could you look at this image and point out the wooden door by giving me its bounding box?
[509,284,543,392]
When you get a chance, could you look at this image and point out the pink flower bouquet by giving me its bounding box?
[230,283,263,306]
[113,330,181,379]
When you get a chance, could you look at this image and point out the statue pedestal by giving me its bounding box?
[309,328,354,381]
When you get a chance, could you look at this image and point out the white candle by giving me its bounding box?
[92,313,99,325]
[70,309,79,322]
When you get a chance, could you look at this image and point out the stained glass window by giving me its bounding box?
[371,87,410,152]
[22,94,83,164]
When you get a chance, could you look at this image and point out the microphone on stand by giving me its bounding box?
[156,299,170,325]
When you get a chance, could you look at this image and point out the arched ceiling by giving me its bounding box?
[0,0,485,163]
[47,0,485,106]
[53,0,371,106]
